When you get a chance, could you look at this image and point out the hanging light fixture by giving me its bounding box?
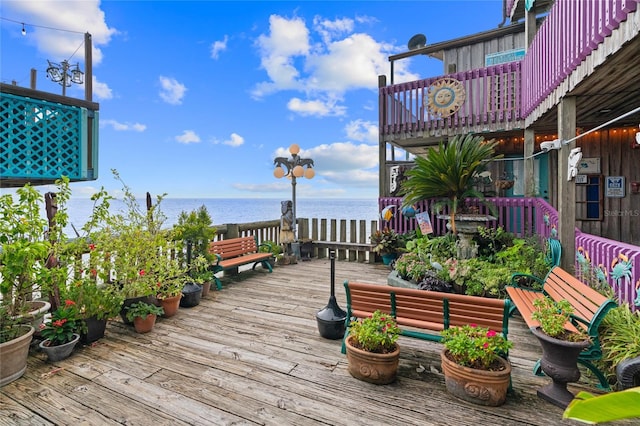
[21,23,26,36]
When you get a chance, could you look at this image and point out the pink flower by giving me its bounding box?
[470,323,477,328]
[88,243,96,251]
[65,300,76,307]
[483,342,489,349]
[486,330,497,338]
[139,270,146,276]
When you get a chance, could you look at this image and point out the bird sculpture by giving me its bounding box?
[427,253,443,271]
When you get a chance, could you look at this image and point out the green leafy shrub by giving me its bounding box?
[348,310,401,354]
[532,298,588,341]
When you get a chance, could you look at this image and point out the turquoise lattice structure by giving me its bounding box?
[1,92,99,183]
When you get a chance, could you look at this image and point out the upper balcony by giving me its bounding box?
[0,83,100,188]
[380,0,640,154]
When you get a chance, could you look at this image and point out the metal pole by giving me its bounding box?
[291,174,297,241]
[61,61,67,97]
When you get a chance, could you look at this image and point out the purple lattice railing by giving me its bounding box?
[521,0,638,116]
[379,196,639,310]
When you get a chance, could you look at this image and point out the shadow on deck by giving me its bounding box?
[0,259,623,425]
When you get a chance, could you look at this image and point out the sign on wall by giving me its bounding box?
[578,157,601,174]
[485,48,526,66]
[605,176,625,198]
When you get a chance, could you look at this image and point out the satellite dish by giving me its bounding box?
[408,34,427,51]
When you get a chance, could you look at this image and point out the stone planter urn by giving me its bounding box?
[438,214,496,259]
[531,327,591,408]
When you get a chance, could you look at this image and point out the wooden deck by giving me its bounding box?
[0,260,622,425]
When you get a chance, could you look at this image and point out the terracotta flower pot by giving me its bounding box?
[160,295,181,318]
[133,314,157,333]
[440,348,511,407]
[345,335,400,384]
[201,281,212,298]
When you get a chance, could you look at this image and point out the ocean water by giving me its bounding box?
[64,197,379,233]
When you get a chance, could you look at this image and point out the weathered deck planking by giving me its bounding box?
[0,259,629,425]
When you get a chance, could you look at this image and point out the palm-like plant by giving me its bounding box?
[399,134,501,234]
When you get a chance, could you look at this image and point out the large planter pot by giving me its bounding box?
[39,333,80,362]
[133,314,157,333]
[12,300,51,331]
[120,295,155,325]
[345,335,400,385]
[159,295,181,318]
[531,327,591,408]
[440,348,511,407]
[0,325,35,387]
[381,252,397,266]
[81,316,108,344]
[180,282,202,308]
[201,281,212,298]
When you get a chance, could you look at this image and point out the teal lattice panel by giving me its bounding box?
[1,93,87,180]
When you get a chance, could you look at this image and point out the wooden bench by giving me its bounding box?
[505,266,617,389]
[208,236,273,290]
[341,281,512,354]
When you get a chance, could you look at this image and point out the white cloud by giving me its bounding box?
[252,15,310,97]
[274,141,378,187]
[3,0,117,65]
[210,35,228,59]
[92,76,113,100]
[158,76,187,105]
[223,133,244,147]
[175,130,200,144]
[287,97,346,117]
[312,16,354,44]
[101,119,146,132]
[345,119,378,143]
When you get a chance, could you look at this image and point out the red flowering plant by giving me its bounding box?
[441,324,512,370]
[39,300,84,346]
[348,310,401,354]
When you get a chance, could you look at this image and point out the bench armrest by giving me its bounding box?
[510,272,544,289]
[212,253,222,266]
[257,242,273,253]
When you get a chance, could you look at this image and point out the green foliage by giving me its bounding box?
[495,237,549,279]
[394,252,430,282]
[474,226,514,261]
[258,240,282,256]
[399,134,501,234]
[125,302,164,321]
[40,300,83,346]
[349,310,401,353]
[172,205,216,261]
[441,324,512,370]
[563,387,640,424]
[370,227,401,254]
[64,278,123,321]
[598,304,640,383]
[532,298,587,341]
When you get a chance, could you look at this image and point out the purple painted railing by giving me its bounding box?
[521,0,638,116]
[380,61,522,137]
[379,196,639,310]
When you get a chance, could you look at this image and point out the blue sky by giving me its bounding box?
[1,0,504,199]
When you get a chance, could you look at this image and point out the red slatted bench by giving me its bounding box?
[506,266,617,389]
[341,281,511,355]
[208,236,273,290]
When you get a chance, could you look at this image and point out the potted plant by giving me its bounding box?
[399,134,501,259]
[530,297,591,408]
[189,254,215,298]
[0,183,52,325]
[38,300,83,362]
[370,227,401,265]
[0,305,35,386]
[344,310,401,384]
[258,240,282,268]
[125,302,164,334]
[440,324,513,406]
[154,255,189,318]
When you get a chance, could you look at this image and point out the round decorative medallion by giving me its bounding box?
[426,78,466,118]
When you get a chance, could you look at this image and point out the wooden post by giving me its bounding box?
[557,97,577,272]
[524,128,536,196]
[378,75,387,198]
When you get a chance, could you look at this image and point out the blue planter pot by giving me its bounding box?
[381,253,397,265]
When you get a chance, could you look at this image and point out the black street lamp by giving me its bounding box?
[46,59,84,97]
[273,143,315,241]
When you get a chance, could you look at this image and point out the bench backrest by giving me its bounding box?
[344,281,510,340]
[209,236,259,260]
[543,266,616,338]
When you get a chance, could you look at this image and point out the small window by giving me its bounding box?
[576,175,603,220]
